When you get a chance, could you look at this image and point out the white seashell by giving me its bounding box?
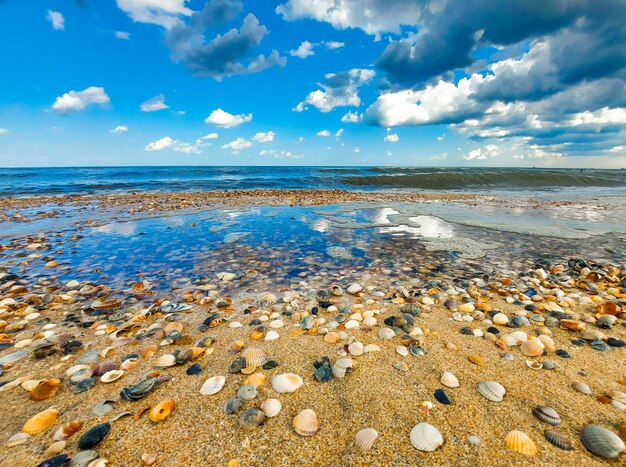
[349,313,363,321]
[421,296,435,306]
[15,339,33,349]
[66,365,91,377]
[344,320,360,329]
[348,342,364,356]
[501,334,518,347]
[154,354,176,368]
[264,330,279,341]
[101,370,124,383]
[510,331,528,344]
[363,317,377,327]
[332,358,353,378]
[269,320,284,329]
[355,428,378,450]
[410,423,444,451]
[571,381,592,394]
[6,432,30,447]
[396,346,409,356]
[228,321,243,329]
[477,381,506,402]
[538,335,556,352]
[271,373,303,393]
[492,313,509,325]
[580,424,625,459]
[363,344,380,353]
[260,398,282,418]
[440,371,460,388]
[472,329,484,337]
[293,409,318,436]
[378,328,395,339]
[200,375,226,395]
[347,283,362,294]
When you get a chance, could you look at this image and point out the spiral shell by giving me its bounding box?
[520,337,545,357]
[477,381,506,402]
[293,409,318,436]
[22,408,58,435]
[410,423,443,452]
[544,430,573,450]
[260,398,282,418]
[242,347,269,368]
[532,406,561,425]
[505,430,537,456]
[101,370,124,383]
[272,373,303,393]
[580,424,625,459]
[148,399,175,422]
[199,376,226,396]
[355,428,378,451]
[53,420,83,441]
[440,372,459,388]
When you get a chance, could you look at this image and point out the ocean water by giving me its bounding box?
[1,166,625,197]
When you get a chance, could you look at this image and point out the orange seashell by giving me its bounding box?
[140,345,158,359]
[229,341,245,353]
[560,319,586,331]
[148,399,176,422]
[134,406,150,420]
[241,365,257,375]
[596,395,612,404]
[164,322,183,333]
[324,332,339,344]
[22,408,58,435]
[293,409,318,436]
[190,347,205,359]
[53,420,83,440]
[250,331,264,341]
[30,379,61,401]
[505,430,537,456]
[620,421,626,441]
[520,337,545,357]
[244,373,265,388]
[597,301,619,315]
[467,355,485,366]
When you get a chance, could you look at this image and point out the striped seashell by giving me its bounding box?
[260,398,282,418]
[477,381,506,402]
[355,428,378,451]
[501,334,519,347]
[410,423,443,452]
[580,424,625,459]
[544,430,574,451]
[242,347,269,368]
[244,373,266,388]
[571,381,591,395]
[272,373,303,393]
[532,406,561,425]
[538,335,556,353]
[293,409,318,436]
[199,375,226,396]
[505,430,537,456]
[608,390,626,405]
[509,331,528,344]
[520,337,545,357]
[332,358,353,379]
[440,372,459,388]
[467,355,485,366]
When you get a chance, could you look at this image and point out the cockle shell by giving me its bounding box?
[53,420,83,441]
[526,359,542,370]
[410,423,443,452]
[538,335,556,353]
[355,428,378,451]
[22,408,58,435]
[544,430,573,450]
[244,373,266,388]
[293,409,318,436]
[501,334,519,347]
[440,372,459,388]
[532,406,561,425]
[477,381,506,402]
[580,424,625,459]
[30,379,61,401]
[332,358,353,379]
[101,370,124,383]
[154,354,176,368]
[492,313,509,325]
[520,337,545,357]
[200,376,226,396]
[571,381,591,395]
[509,331,528,344]
[560,319,585,331]
[242,348,269,368]
[467,355,485,366]
[260,398,282,418]
[148,399,175,422]
[272,373,303,393]
[505,430,537,456]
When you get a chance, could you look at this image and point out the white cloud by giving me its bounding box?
[298,136,305,142]
[47,10,64,31]
[222,137,252,152]
[609,145,625,153]
[51,86,110,114]
[298,68,375,113]
[341,111,363,123]
[317,129,330,137]
[116,0,192,29]
[462,144,500,161]
[253,131,275,143]
[110,125,129,133]
[293,102,306,112]
[144,134,211,154]
[324,41,344,49]
[115,31,130,40]
[0,128,8,135]
[145,136,175,151]
[140,94,169,112]
[353,147,360,153]
[199,132,219,140]
[205,108,253,128]
[259,149,303,159]
[437,134,445,141]
[335,128,344,137]
[384,133,399,143]
[290,40,315,59]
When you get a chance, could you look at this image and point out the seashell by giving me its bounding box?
[39,453,69,467]
[396,346,409,356]
[363,344,380,353]
[348,341,364,356]
[467,355,484,366]
[241,365,257,375]
[434,389,451,405]
[544,430,574,450]
[538,335,556,353]
[410,423,444,451]
[560,319,585,331]
[597,301,619,315]
[293,409,318,436]
[509,331,528,344]
[264,330,279,341]
[580,424,625,459]
[6,432,30,447]
[608,390,626,405]
[148,399,175,422]
[492,313,509,325]
[44,440,67,458]
[78,422,110,449]
[30,379,61,401]
[110,411,132,422]
[140,345,158,358]
[22,408,58,435]
[244,373,266,388]
[467,435,481,446]
[141,453,158,466]
[571,381,591,395]
[272,373,303,393]
[501,334,519,347]
[242,347,269,368]
[440,372,459,388]
[477,381,506,402]
[526,359,542,370]
[532,406,561,425]
[68,450,98,466]
[378,327,395,339]
[332,358,353,379]
[223,397,242,415]
[237,385,258,401]
[324,332,339,343]
[120,358,138,371]
[505,430,537,456]
[260,398,282,417]
[200,376,226,396]
[92,359,118,377]
[238,408,267,428]
[66,365,91,377]
[101,370,124,383]
[53,420,83,441]
[91,400,116,416]
[154,354,176,368]
[186,363,202,375]
[355,428,378,451]
[521,337,545,357]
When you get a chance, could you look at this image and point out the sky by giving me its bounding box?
[0,0,625,168]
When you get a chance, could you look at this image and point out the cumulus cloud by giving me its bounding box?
[324,41,344,49]
[341,111,363,123]
[144,134,213,154]
[115,31,130,40]
[205,108,252,128]
[253,131,275,143]
[462,144,500,161]
[384,133,399,143]
[222,137,252,152]
[296,68,375,112]
[110,125,129,133]
[259,149,303,159]
[140,94,169,112]
[290,41,315,58]
[52,86,110,114]
[116,0,191,28]
[317,129,330,137]
[145,136,175,151]
[47,10,65,30]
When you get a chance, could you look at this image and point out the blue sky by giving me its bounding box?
[0,0,625,167]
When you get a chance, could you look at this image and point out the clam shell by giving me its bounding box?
[272,373,303,393]
[120,358,138,370]
[154,354,176,368]
[355,428,378,451]
[440,372,459,388]
[509,331,528,344]
[332,358,353,379]
[520,337,545,357]
[199,376,226,396]
[242,347,269,368]
[538,335,556,353]
[505,430,537,456]
[544,430,574,450]
[53,420,83,441]
[580,424,625,459]
[532,406,561,425]
[410,423,443,452]
[92,359,118,377]
[477,381,506,402]
[571,381,591,395]
[30,379,61,401]
[223,397,242,415]
[78,422,110,449]
[608,390,626,405]
[148,399,175,422]
[526,359,542,370]
[260,398,282,418]
[101,370,124,383]
[243,373,266,388]
[22,408,58,435]
[293,409,318,436]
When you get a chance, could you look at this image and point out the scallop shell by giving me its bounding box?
[271,373,303,393]
[101,370,124,383]
[53,420,83,441]
[199,376,226,396]
[538,335,556,353]
[260,398,282,418]
[410,423,443,452]
[571,381,591,395]
[440,372,459,388]
[580,424,625,459]
[148,399,175,422]
[477,381,506,402]
[355,428,378,451]
[332,358,353,379]
[520,337,545,357]
[22,408,58,435]
[242,347,269,368]
[293,409,318,436]
[30,379,61,401]
[467,355,484,366]
[544,430,574,450]
[154,354,176,368]
[244,373,266,388]
[505,430,537,456]
[532,406,561,425]
[501,334,519,347]
[509,331,528,343]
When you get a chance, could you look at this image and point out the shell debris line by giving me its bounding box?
[0,200,625,466]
